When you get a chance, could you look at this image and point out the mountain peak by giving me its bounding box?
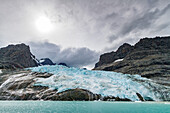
[0,43,38,69]
[94,36,170,79]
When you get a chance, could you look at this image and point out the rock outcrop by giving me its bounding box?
[58,63,68,67]
[94,36,170,80]
[45,88,101,101]
[95,43,133,68]
[39,58,55,65]
[0,43,38,69]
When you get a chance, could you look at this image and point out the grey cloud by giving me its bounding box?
[29,41,61,60]
[104,36,140,53]
[58,47,99,67]
[153,22,170,33]
[28,41,100,68]
[107,1,170,44]
[105,12,118,20]
[120,3,170,36]
[107,35,117,43]
[120,10,159,35]
[0,0,170,68]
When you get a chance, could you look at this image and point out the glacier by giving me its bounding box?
[28,65,160,101]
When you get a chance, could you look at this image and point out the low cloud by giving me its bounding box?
[29,41,100,68]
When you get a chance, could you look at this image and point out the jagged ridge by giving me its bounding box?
[94,36,170,80]
[0,43,38,69]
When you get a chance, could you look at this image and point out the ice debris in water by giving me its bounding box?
[27,65,156,101]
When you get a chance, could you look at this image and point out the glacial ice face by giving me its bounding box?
[28,65,157,101]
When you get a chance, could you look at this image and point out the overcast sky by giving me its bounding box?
[0,0,170,68]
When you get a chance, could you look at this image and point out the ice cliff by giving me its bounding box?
[27,65,169,101]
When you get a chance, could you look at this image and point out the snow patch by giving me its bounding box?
[0,73,32,89]
[31,55,39,64]
[39,59,45,63]
[114,59,123,63]
[0,69,2,74]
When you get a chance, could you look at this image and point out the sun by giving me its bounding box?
[35,16,54,33]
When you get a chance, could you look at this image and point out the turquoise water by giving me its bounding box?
[0,101,169,113]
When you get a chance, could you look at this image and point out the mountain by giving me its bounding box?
[0,43,38,69]
[0,39,169,101]
[39,58,56,65]
[58,63,68,67]
[0,65,169,101]
[94,36,170,85]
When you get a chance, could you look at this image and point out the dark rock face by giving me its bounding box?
[94,36,170,80]
[0,70,54,100]
[58,63,68,67]
[46,88,101,101]
[39,58,55,65]
[95,43,133,68]
[136,93,144,101]
[0,43,38,69]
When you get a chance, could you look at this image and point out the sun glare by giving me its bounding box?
[35,16,54,33]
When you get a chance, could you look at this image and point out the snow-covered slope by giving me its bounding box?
[28,65,164,101]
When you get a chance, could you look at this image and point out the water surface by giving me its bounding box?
[0,101,169,113]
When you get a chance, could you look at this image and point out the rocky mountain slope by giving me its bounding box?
[0,44,56,69]
[94,36,170,81]
[0,69,100,101]
[0,39,169,101]
[0,44,38,69]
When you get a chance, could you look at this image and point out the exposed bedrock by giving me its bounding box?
[0,44,38,69]
[94,36,170,84]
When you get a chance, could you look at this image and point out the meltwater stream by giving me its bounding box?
[28,65,170,101]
